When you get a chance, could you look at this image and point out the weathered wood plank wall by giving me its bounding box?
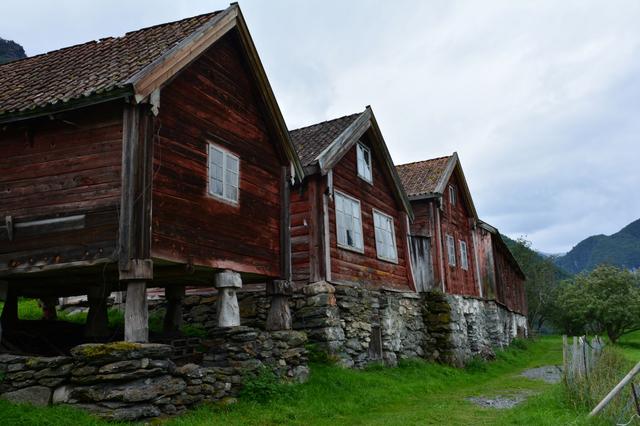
[327,135,411,290]
[0,102,123,274]
[152,32,283,278]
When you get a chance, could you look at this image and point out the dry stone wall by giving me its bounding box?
[292,283,527,368]
[0,326,309,421]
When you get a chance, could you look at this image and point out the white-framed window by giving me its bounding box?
[373,209,398,262]
[356,142,372,183]
[446,234,456,266]
[449,184,456,205]
[335,191,364,252]
[208,143,239,203]
[459,240,469,270]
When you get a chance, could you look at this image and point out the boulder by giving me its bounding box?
[1,386,51,406]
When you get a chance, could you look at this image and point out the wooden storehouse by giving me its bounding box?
[0,4,303,344]
[475,221,527,315]
[396,153,480,295]
[396,154,527,313]
[289,107,415,291]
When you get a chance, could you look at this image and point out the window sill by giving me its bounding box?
[337,243,365,255]
[376,255,399,265]
[357,173,373,185]
[206,192,239,207]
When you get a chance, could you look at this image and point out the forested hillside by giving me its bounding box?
[0,38,26,64]
[555,218,640,274]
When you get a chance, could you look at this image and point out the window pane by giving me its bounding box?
[212,179,223,196]
[226,155,239,173]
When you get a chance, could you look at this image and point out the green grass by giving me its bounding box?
[0,299,206,338]
[2,301,639,425]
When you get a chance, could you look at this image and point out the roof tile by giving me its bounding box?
[0,12,221,117]
[290,112,362,166]
[396,156,452,197]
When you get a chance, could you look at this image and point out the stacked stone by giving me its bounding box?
[422,291,456,364]
[49,342,229,421]
[293,282,344,355]
[380,293,425,365]
[293,282,428,368]
[0,354,73,406]
[202,326,309,392]
[148,292,271,332]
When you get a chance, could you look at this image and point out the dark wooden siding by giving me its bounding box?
[152,32,283,278]
[493,239,527,315]
[328,134,412,290]
[290,181,311,286]
[0,102,123,274]
[438,172,480,296]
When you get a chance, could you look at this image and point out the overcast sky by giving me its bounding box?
[2,1,639,253]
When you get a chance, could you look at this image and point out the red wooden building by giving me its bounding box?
[289,108,415,291]
[475,221,527,315]
[0,5,303,343]
[396,153,480,295]
[396,154,527,314]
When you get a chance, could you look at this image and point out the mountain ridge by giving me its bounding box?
[554,218,640,274]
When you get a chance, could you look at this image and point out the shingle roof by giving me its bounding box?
[290,112,362,166]
[396,155,452,197]
[0,12,221,117]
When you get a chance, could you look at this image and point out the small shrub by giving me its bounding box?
[239,367,284,403]
[181,324,207,338]
[510,338,529,350]
[465,356,488,373]
[306,343,339,365]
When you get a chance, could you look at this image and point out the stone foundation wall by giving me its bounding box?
[292,282,425,368]
[0,327,308,421]
[293,283,527,368]
[423,292,528,366]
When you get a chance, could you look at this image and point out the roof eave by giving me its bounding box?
[0,86,133,125]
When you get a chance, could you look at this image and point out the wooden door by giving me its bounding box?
[409,236,434,292]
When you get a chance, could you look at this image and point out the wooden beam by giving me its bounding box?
[280,166,292,281]
[125,280,148,342]
[163,285,185,335]
[85,286,109,338]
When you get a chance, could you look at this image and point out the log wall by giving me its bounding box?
[152,32,284,278]
[0,102,123,275]
[327,135,411,290]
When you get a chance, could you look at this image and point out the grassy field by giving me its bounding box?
[1,303,639,425]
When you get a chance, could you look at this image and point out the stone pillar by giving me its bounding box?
[163,285,185,335]
[266,279,293,331]
[214,270,242,327]
[85,286,109,338]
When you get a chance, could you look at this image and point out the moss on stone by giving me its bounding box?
[76,342,141,358]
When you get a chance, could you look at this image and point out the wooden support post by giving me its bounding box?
[562,335,569,384]
[266,280,293,331]
[40,296,58,321]
[163,286,185,336]
[1,283,18,331]
[214,270,242,328]
[85,286,109,338]
[0,280,8,343]
[125,280,148,342]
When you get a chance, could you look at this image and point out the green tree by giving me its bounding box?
[554,265,640,343]
[507,237,562,331]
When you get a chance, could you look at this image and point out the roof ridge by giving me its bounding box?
[396,155,452,168]
[0,11,221,68]
[290,111,363,133]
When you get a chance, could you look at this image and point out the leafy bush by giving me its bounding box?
[239,367,285,403]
